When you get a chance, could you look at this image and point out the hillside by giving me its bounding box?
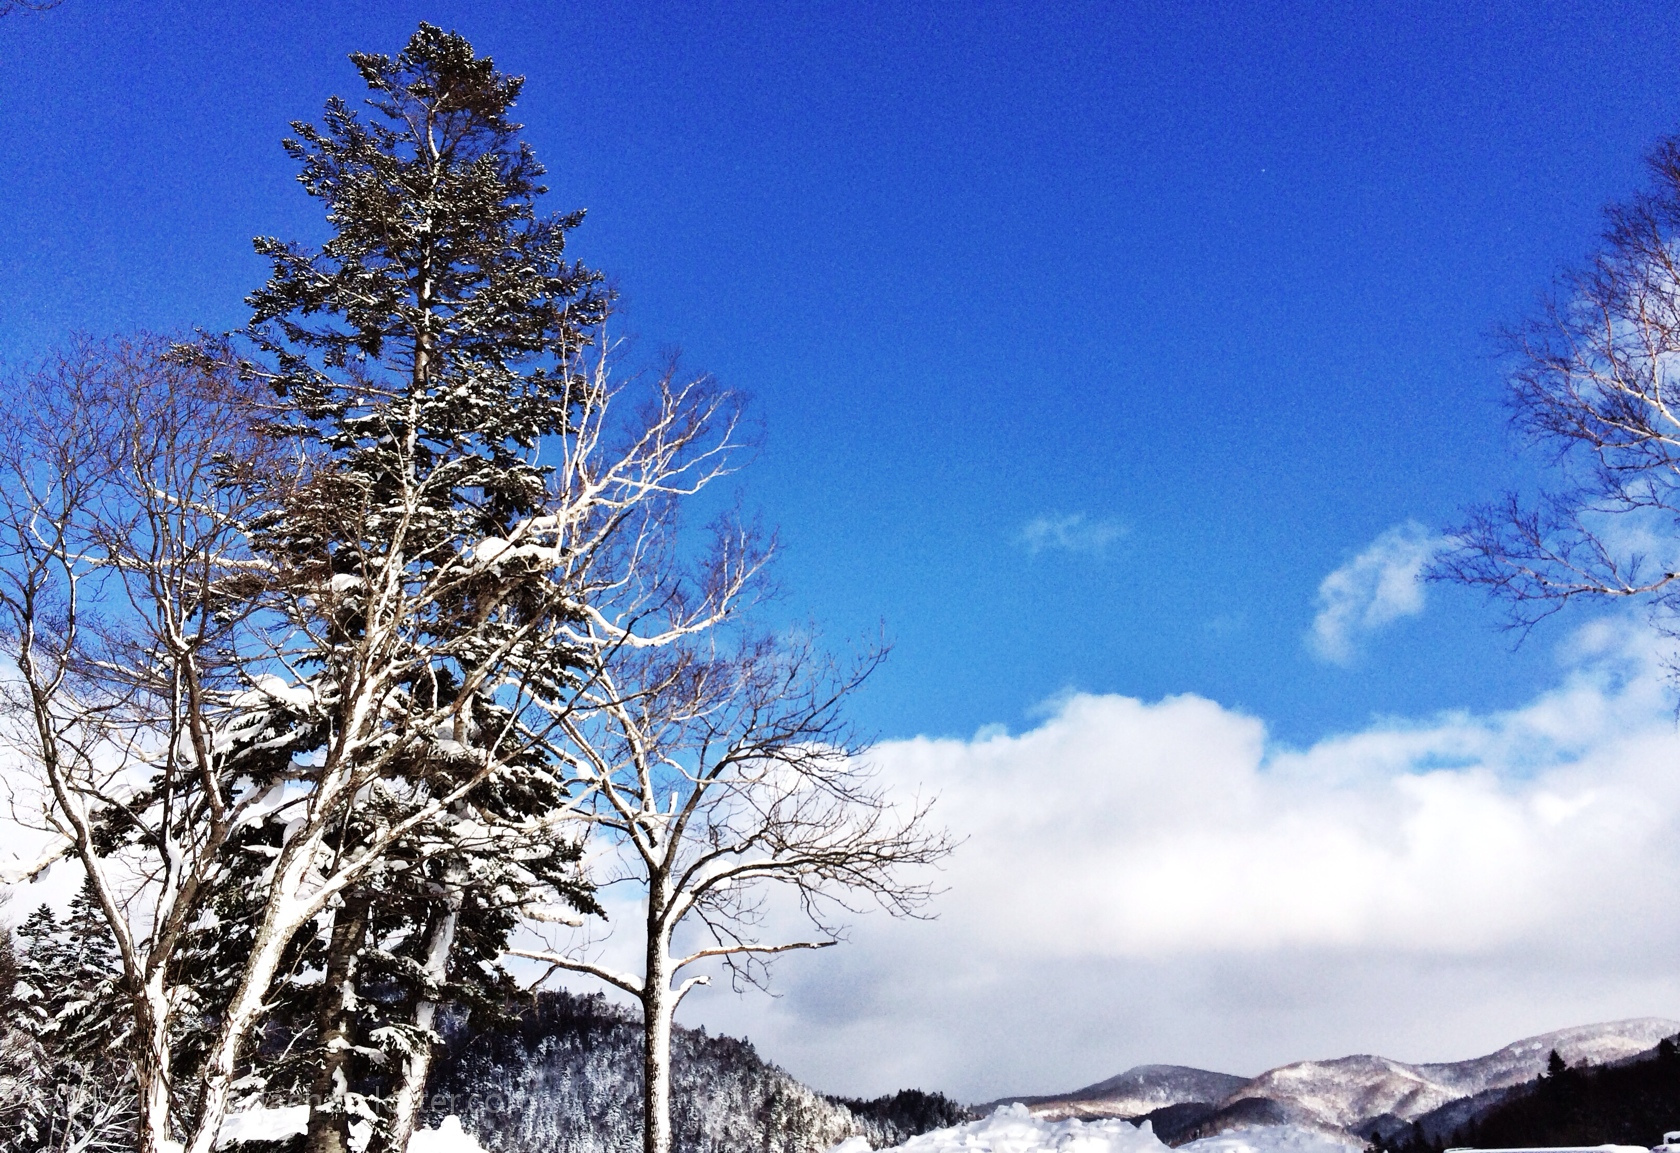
[423,990,965,1153]
[979,1065,1252,1121]
[1374,1041,1680,1151]
[983,1018,1680,1147]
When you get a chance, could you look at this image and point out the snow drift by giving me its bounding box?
[842,1105,1173,1152]
[844,1107,1367,1153]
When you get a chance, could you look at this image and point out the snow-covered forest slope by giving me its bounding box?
[420,991,964,1153]
[978,1066,1251,1120]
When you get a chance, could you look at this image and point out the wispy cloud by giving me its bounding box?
[1018,512,1127,555]
[1309,520,1444,665]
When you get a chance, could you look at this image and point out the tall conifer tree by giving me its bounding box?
[233,25,610,1153]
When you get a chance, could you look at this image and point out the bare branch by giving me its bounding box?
[672,939,835,972]
[505,949,644,997]
[1435,132,1680,659]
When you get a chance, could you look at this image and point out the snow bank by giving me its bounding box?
[1178,1127,1364,1153]
[214,1109,484,1153]
[409,1116,488,1153]
[851,1104,1174,1152]
[217,1106,309,1147]
[850,1110,1374,1153]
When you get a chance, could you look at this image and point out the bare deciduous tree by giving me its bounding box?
[0,325,754,1153]
[1437,133,1680,647]
[0,337,284,1153]
[514,635,952,1153]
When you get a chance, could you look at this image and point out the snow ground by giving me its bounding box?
[217,1106,309,1147]
[1177,1126,1365,1153]
[844,1110,1370,1153]
[844,1104,1174,1152]
[408,1117,488,1153]
[214,1109,485,1153]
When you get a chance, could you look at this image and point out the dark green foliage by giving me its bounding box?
[243,20,609,609]
[228,21,620,817]
[234,14,610,947]
[826,1088,971,1147]
[1429,1038,1680,1148]
[0,919,15,1021]
[1366,1122,1445,1153]
[203,23,611,1149]
[1139,1102,1220,1145]
[14,886,128,1062]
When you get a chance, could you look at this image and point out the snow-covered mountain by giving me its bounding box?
[980,1065,1251,1120]
[1216,1018,1679,1136]
[993,1018,1680,1145]
[1225,1053,1461,1131]
[1415,1019,1680,1095]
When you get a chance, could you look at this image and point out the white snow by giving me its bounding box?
[214,1108,480,1153]
[1177,1126,1365,1153]
[473,537,511,564]
[234,673,318,712]
[471,536,558,568]
[854,1111,1375,1153]
[857,1104,1174,1152]
[217,1106,309,1148]
[408,1116,488,1153]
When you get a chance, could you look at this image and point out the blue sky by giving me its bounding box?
[12,0,1680,1095]
[9,0,1675,747]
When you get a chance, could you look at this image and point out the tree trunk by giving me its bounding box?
[186,948,289,1153]
[184,844,325,1153]
[133,974,174,1153]
[304,889,373,1153]
[383,879,462,1153]
[642,909,672,1153]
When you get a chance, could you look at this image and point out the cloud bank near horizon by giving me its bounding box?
[9,614,1680,1109]
[680,616,1680,1102]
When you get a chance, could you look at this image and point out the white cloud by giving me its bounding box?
[1309,521,1444,664]
[1018,513,1127,555]
[677,618,1680,1102]
[19,613,1680,1111]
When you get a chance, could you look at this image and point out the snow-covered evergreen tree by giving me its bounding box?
[2,25,752,1153]
[3,888,136,1153]
[215,25,616,1153]
[423,990,905,1153]
[192,23,749,1153]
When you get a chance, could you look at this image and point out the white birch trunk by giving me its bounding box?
[182,841,323,1153]
[134,976,174,1153]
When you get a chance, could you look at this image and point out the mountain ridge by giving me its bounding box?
[987,1018,1680,1143]
[977,1065,1251,1120]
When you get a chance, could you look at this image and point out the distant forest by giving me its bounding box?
[425,989,968,1153]
[1372,1042,1680,1153]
